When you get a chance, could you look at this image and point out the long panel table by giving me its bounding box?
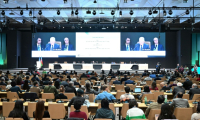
[49,63,148,70]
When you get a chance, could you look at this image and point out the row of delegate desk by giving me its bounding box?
[49,63,148,70]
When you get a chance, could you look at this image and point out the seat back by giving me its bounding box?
[116,91,125,99]
[192,94,200,100]
[98,103,115,114]
[71,105,90,118]
[0,85,6,90]
[115,84,124,91]
[121,103,129,118]
[141,93,154,101]
[7,92,19,101]
[182,94,189,99]
[48,103,65,119]
[64,93,75,100]
[126,84,136,91]
[146,81,152,85]
[174,108,193,120]
[3,102,15,117]
[80,80,86,85]
[153,92,164,101]
[28,102,37,118]
[156,80,164,84]
[5,118,23,120]
[147,109,161,120]
[85,94,95,102]
[42,93,54,100]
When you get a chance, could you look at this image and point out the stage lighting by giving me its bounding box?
[86,10,91,14]
[52,19,55,24]
[168,9,173,15]
[163,10,167,16]
[29,10,32,16]
[3,0,8,4]
[1,10,5,16]
[64,0,67,3]
[148,10,152,15]
[38,10,42,15]
[22,19,25,24]
[153,10,158,14]
[7,19,10,24]
[75,9,78,15]
[20,10,23,15]
[41,0,45,1]
[93,10,96,15]
[119,10,122,17]
[130,10,133,15]
[186,9,190,15]
[94,0,97,3]
[57,10,60,15]
[111,10,115,15]
[71,10,74,16]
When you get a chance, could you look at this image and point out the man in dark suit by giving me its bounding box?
[65,81,77,95]
[32,38,45,51]
[154,74,161,81]
[172,82,185,98]
[113,77,121,84]
[62,37,75,51]
[45,37,60,51]
[134,37,150,51]
[188,83,200,100]
[170,92,189,110]
[183,78,193,90]
[160,82,170,92]
[125,79,135,85]
[121,38,133,51]
[151,37,164,51]
[120,75,128,84]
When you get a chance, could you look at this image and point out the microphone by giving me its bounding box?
[193,97,200,104]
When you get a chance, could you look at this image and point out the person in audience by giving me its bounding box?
[30,81,41,97]
[65,81,77,95]
[6,70,10,75]
[55,85,68,100]
[183,77,193,90]
[25,70,32,76]
[139,77,146,86]
[94,98,115,120]
[173,82,185,98]
[141,70,147,77]
[126,99,146,119]
[144,74,152,81]
[34,70,40,75]
[145,95,165,117]
[170,92,189,109]
[121,75,128,84]
[57,75,63,82]
[154,74,161,81]
[8,81,22,95]
[139,86,151,100]
[68,89,85,107]
[16,77,24,85]
[52,74,59,81]
[31,74,40,82]
[6,81,12,89]
[33,100,50,120]
[194,64,198,73]
[149,81,158,90]
[179,65,184,74]
[167,75,176,84]
[113,77,121,84]
[11,75,17,82]
[160,82,170,92]
[125,78,135,85]
[80,73,87,80]
[120,86,135,102]
[79,87,90,107]
[72,78,81,88]
[1,73,8,81]
[158,103,176,120]
[54,81,60,89]
[8,100,29,120]
[85,82,99,95]
[191,103,200,120]
[60,78,69,87]
[22,79,30,92]
[69,99,87,120]
[94,85,116,102]
[189,83,200,100]
[43,81,58,95]
[168,80,178,88]
[90,74,97,81]
[0,77,7,86]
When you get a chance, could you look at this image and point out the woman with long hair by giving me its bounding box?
[158,103,176,120]
[54,81,60,89]
[55,85,68,100]
[85,82,99,95]
[22,80,30,92]
[33,100,50,120]
[16,77,24,85]
[149,81,158,90]
[139,86,151,100]
[8,100,29,120]
[94,98,115,120]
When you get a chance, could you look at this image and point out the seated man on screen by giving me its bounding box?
[32,38,45,51]
[45,37,60,51]
[62,37,75,51]
[133,37,150,51]
[121,38,133,51]
[151,37,164,51]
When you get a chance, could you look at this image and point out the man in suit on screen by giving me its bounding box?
[151,37,164,51]
[45,37,60,51]
[134,37,150,51]
[32,38,45,51]
[121,38,133,51]
[62,37,75,51]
